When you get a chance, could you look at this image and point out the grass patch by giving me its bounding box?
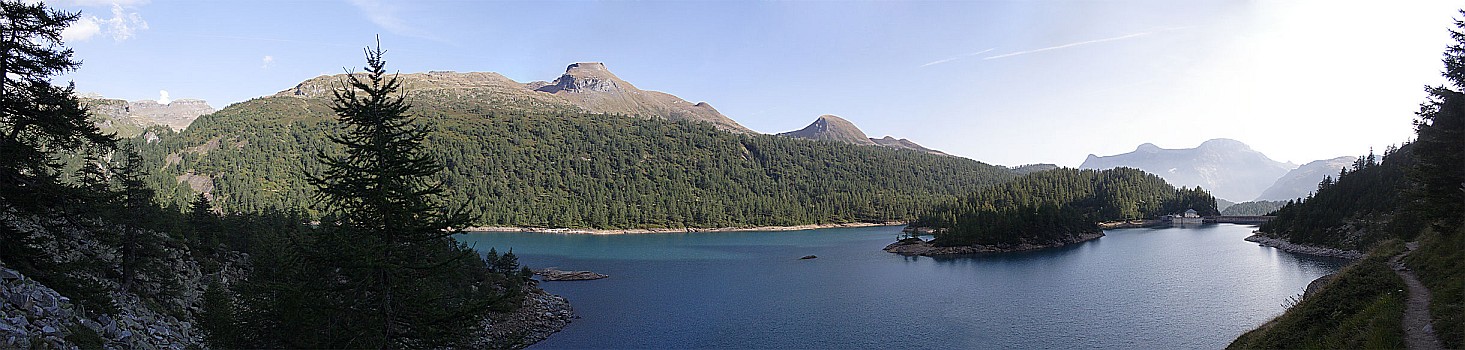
[1405,225,1465,349]
[1229,241,1407,349]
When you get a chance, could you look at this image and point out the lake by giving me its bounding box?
[454,224,1346,349]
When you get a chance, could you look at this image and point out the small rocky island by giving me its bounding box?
[534,268,609,281]
[884,231,1105,256]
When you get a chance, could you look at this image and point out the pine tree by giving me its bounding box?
[306,40,488,348]
[1413,12,1465,229]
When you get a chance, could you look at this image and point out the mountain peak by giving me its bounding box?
[779,114,875,145]
[1079,138,1293,201]
[1199,138,1250,150]
[538,62,628,94]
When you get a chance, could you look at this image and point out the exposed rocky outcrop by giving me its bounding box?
[883,232,1104,256]
[83,96,215,135]
[1244,233,1364,259]
[533,268,607,281]
[535,63,752,133]
[473,288,575,349]
[0,263,206,349]
[0,204,249,350]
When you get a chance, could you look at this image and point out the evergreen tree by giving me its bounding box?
[1413,12,1465,229]
[0,0,115,208]
[305,41,488,348]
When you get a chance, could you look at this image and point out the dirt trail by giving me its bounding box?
[1391,241,1443,350]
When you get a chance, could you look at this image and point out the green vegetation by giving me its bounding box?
[1221,200,1286,216]
[0,5,538,347]
[914,167,1217,246]
[1258,147,1423,251]
[139,90,1015,228]
[1407,226,1465,348]
[1228,242,1407,349]
[295,44,495,347]
[1234,12,1465,348]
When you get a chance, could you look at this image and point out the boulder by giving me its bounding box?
[0,269,19,281]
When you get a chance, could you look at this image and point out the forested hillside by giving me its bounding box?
[1257,147,1423,251]
[138,84,1016,228]
[1233,13,1465,348]
[913,167,1217,247]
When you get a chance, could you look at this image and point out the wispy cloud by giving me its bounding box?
[62,3,148,42]
[261,55,275,69]
[985,32,1151,60]
[348,0,447,43]
[920,48,995,68]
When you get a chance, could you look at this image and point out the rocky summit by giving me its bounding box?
[779,115,948,155]
[534,62,752,133]
[84,97,215,136]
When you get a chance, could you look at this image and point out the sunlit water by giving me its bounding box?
[455,224,1345,349]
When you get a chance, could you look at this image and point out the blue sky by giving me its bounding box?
[47,0,1462,167]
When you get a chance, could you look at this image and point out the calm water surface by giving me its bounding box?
[455,224,1346,349]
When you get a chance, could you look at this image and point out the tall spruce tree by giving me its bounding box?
[306,41,488,348]
[0,0,114,208]
[1414,12,1465,229]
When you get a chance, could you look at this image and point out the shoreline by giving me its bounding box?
[883,232,1105,256]
[463,221,906,235]
[1244,232,1364,259]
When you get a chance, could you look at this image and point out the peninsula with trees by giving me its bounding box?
[886,167,1218,256]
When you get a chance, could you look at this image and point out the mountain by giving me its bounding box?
[533,62,752,133]
[275,64,751,132]
[1078,138,1296,202]
[142,65,1016,228]
[1254,156,1357,201]
[778,115,947,155]
[778,115,877,145]
[82,96,215,137]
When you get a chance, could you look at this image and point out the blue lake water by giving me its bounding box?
[455,224,1347,349]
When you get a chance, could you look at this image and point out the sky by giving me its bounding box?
[43,0,1463,167]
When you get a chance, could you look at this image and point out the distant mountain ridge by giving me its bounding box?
[82,96,214,136]
[778,115,947,155]
[1255,156,1357,201]
[275,63,751,133]
[1079,138,1296,202]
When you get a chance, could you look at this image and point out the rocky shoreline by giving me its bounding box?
[465,222,905,235]
[475,287,576,349]
[1244,233,1364,259]
[883,232,1105,256]
[534,268,608,281]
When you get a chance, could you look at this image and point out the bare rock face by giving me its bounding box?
[533,62,753,133]
[535,62,623,94]
[127,99,214,131]
[83,97,215,134]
